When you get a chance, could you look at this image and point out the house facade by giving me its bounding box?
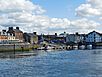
[23,32,38,44]
[59,32,67,37]
[78,34,86,44]
[0,29,21,44]
[0,35,8,44]
[7,27,24,42]
[0,30,8,44]
[66,34,80,44]
[85,31,102,43]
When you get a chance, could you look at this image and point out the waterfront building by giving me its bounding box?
[66,33,80,44]
[38,34,57,43]
[0,35,8,44]
[7,34,16,41]
[53,35,66,44]
[0,29,21,44]
[7,33,20,43]
[0,30,8,44]
[79,34,86,43]
[38,33,66,44]
[85,31,102,43]
[38,34,44,43]
[1,30,7,35]
[7,27,24,42]
[23,32,38,44]
[59,32,67,37]
[41,34,65,44]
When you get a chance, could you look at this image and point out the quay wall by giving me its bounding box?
[0,44,32,52]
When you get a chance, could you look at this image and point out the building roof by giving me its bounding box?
[86,31,102,36]
[24,33,37,37]
[7,30,14,33]
[79,34,86,36]
[7,27,23,33]
[14,29,23,33]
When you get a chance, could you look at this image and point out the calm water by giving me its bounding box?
[0,49,102,77]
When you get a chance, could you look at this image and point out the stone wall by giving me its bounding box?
[0,44,32,51]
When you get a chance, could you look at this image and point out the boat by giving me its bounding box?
[87,45,92,49]
[79,45,85,50]
[37,47,45,50]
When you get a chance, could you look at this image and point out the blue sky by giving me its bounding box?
[32,0,85,19]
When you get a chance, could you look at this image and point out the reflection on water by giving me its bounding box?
[0,49,102,77]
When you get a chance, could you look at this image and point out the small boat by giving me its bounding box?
[79,45,85,50]
[37,47,45,50]
[87,45,92,49]
[73,45,78,50]
[44,45,54,50]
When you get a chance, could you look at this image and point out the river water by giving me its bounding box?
[0,49,102,77]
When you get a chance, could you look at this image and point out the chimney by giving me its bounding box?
[2,30,6,32]
[11,27,13,30]
[76,32,79,35]
[9,27,13,30]
[9,27,11,30]
[55,33,57,36]
[33,32,37,35]
[64,32,66,34]
[16,27,19,30]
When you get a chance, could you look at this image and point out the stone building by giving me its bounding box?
[7,27,24,42]
[23,32,38,44]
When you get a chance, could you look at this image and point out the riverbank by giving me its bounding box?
[1,43,102,52]
[0,44,32,52]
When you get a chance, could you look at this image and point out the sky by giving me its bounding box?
[32,0,85,19]
[0,0,101,34]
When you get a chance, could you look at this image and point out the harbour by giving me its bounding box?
[0,0,101,77]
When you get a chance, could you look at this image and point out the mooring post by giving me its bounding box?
[21,46,24,52]
[14,44,15,54]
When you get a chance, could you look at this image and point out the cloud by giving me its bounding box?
[0,0,46,25]
[76,4,100,17]
[0,0,45,14]
[0,0,46,32]
[0,0,72,34]
[76,0,102,17]
[74,0,102,33]
[70,18,101,33]
[71,18,99,29]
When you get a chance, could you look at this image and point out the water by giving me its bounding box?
[0,49,102,77]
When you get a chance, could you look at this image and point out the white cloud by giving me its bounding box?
[0,0,72,34]
[70,18,101,33]
[76,4,100,17]
[71,18,99,29]
[0,0,45,14]
[74,0,102,33]
[50,18,70,29]
[76,0,102,17]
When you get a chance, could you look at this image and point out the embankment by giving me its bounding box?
[0,44,32,52]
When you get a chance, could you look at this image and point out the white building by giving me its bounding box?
[0,30,20,44]
[59,32,67,37]
[7,33,20,43]
[79,34,86,43]
[85,31,102,43]
[66,34,80,43]
[7,34,16,40]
